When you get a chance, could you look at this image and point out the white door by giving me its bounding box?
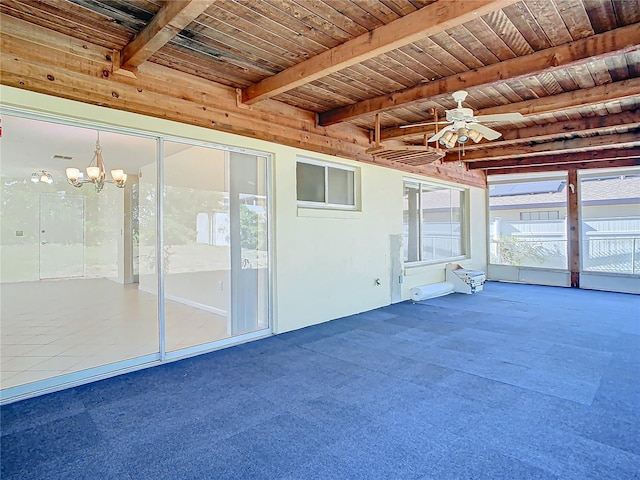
[39,195,85,279]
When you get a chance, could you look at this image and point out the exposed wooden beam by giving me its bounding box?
[320,23,640,126]
[0,14,486,188]
[117,0,216,71]
[468,147,640,169]
[481,78,640,118]
[381,78,640,141]
[241,0,519,105]
[456,131,640,162]
[459,110,640,151]
[485,157,640,175]
[382,109,640,144]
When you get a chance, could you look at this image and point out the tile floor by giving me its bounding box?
[1,278,230,389]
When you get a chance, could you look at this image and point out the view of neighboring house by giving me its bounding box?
[488,175,640,274]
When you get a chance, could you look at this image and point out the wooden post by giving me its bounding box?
[567,169,580,287]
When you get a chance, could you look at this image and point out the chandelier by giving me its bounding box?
[31,170,53,184]
[65,132,127,192]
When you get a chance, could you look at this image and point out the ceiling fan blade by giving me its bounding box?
[468,123,502,141]
[473,112,524,123]
[427,125,454,143]
[399,121,449,129]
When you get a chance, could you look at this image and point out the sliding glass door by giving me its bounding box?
[487,173,570,285]
[579,168,640,293]
[162,142,270,353]
[1,112,272,403]
[487,169,639,292]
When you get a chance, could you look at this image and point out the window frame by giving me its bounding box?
[296,157,358,210]
[403,179,468,266]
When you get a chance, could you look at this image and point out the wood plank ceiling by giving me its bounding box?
[1,0,639,187]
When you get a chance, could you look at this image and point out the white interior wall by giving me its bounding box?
[1,86,488,335]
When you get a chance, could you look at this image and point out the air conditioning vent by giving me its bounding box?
[52,154,73,160]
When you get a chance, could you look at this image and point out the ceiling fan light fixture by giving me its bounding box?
[439,130,458,148]
[457,127,470,144]
[468,129,484,143]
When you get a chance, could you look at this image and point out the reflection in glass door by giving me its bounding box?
[230,152,269,335]
[163,142,270,353]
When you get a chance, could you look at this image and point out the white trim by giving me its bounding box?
[0,353,161,405]
[296,156,356,172]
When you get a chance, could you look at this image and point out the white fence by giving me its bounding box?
[489,217,640,274]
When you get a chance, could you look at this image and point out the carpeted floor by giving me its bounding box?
[1,282,639,479]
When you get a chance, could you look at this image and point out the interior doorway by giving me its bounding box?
[39,194,85,279]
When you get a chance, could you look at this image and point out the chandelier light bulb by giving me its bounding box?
[111,169,125,182]
[86,166,101,180]
[66,167,80,182]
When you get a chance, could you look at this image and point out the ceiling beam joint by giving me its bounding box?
[115,0,215,73]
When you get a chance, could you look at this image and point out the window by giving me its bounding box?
[403,181,466,263]
[579,171,640,275]
[296,158,356,208]
[489,176,568,269]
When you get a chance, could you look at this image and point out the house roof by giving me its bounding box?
[1,0,639,186]
[489,174,640,207]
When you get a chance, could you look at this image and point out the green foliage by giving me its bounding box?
[496,236,549,266]
[240,204,266,250]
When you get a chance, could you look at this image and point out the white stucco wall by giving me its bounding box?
[1,86,488,336]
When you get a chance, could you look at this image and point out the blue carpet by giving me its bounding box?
[2,282,639,479]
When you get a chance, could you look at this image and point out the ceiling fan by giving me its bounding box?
[401,90,524,148]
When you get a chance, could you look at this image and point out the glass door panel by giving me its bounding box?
[162,144,270,352]
[163,142,231,352]
[579,170,640,275]
[230,152,269,335]
[489,176,569,270]
[0,115,158,394]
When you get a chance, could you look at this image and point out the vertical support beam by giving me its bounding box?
[567,169,580,288]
